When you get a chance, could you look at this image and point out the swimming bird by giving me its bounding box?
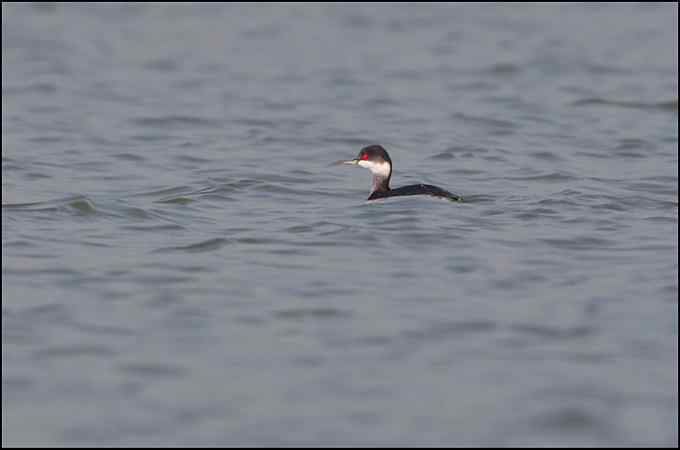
[338,145,462,201]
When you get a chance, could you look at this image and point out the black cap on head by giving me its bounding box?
[357,145,392,165]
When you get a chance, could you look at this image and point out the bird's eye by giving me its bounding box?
[361,154,369,160]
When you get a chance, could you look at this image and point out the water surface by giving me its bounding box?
[2,3,678,446]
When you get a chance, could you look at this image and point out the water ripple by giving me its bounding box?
[273,307,353,321]
[154,237,232,254]
[2,195,97,216]
[130,115,222,128]
[572,98,678,112]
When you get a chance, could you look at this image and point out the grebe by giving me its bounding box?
[338,145,462,201]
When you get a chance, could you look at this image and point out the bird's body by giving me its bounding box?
[368,183,460,201]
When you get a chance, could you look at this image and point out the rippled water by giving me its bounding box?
[2,3,678,446]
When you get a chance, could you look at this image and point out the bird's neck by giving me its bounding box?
[371,173,391,194]
[358,159,392,195]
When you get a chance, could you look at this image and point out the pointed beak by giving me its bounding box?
[333,159,359,166]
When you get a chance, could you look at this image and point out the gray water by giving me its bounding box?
[2,3,678,446]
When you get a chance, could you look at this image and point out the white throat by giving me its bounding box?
[358,160,391,178]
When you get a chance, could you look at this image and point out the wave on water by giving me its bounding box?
[571,98,678,112]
